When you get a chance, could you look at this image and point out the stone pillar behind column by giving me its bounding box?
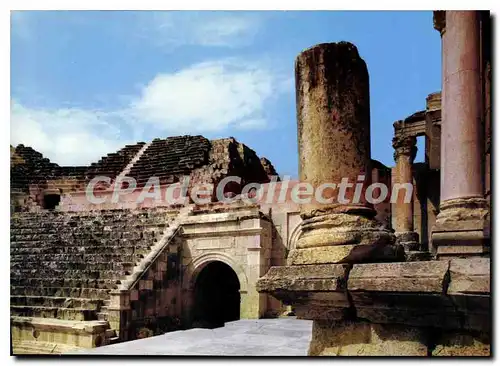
[287,42,402,265]
[432,11,490,258]
[392,133,419,251]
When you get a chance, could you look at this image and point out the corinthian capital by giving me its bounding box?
[392,135,417,162]
[433,11,446,35]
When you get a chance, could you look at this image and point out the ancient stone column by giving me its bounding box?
[392,133,419,251]
[288,42,401,265]
[432,11,490,258]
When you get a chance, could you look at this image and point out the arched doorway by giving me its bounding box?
[192,261,240,329]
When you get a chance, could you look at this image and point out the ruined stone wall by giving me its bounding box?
[188,137,270,200]
[179,203,275,325]
[57,136,274,212]
[118,235,184,340]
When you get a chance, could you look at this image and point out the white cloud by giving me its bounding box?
[11,58,292,166]
[139,11,261,49]
[130,59,285,133]
[10,102,127,166]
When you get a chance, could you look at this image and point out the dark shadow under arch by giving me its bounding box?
[192,261,240,329]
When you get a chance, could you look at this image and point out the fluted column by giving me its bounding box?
[392,134,419,251]
[432,11,490,258]
[287,42,401,265]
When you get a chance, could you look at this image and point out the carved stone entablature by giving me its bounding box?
[426,91,442,113]
[392,135,417,162]
[257,258,490,332]
[434,11,446,35]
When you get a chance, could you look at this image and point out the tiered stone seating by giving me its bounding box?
[10,145,89,193]
[56,166,88,178]
[10,145,60,191]
[10,207,178,321]
[85,143,146,184]
[127,136,211,187]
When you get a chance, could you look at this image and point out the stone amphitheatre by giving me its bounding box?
[10,11,490,356]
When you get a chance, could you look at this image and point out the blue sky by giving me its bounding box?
[11,11,441,177]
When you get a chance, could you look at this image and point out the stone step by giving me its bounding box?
[11,216,168,227]
[11,286,112,299]
[10,305,98,321]
[10,295,103,309]
[11,277,120,289]
[10,226,163,235]
[11,268,130,280]
[11,261,136,272]
[11,254,143,263]
[11,238,156,248]
[11,246,151,256]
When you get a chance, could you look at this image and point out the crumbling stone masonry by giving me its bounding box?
[10,11,491,357]
[10,137,281,354]
[288,42,402,266]
[258,13,491,356]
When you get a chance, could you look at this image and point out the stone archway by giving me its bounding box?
[184,252,249,328]
[192,261,240,329]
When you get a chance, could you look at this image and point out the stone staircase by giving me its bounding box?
[118,204,193,290]
[10,207,180,323]
[114,141,152,184]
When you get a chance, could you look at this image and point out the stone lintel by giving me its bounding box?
[256,264,351,314]
[258,259,490,331]
[348,261,449,293]
[348,261,483,330]
[42,188,61,196]
[256,264,350,294]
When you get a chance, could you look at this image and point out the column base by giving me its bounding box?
[395,231,420,251]
[432,197,490,259]
[288,212,403,265]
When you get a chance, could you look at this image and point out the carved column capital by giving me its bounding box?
[392,135,417,163]
[433,11,446,36]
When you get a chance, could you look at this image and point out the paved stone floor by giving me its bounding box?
[72,318,313,356]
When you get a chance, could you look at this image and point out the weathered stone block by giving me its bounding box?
[432,330,490,356]
[309,320,428,356]
[348,261,449,293]
[447,257,490,295]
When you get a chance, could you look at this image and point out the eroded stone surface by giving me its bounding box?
[348,261,449,293]
[309,320,428,356]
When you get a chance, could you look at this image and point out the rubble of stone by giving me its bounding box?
[10,10,491,357]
